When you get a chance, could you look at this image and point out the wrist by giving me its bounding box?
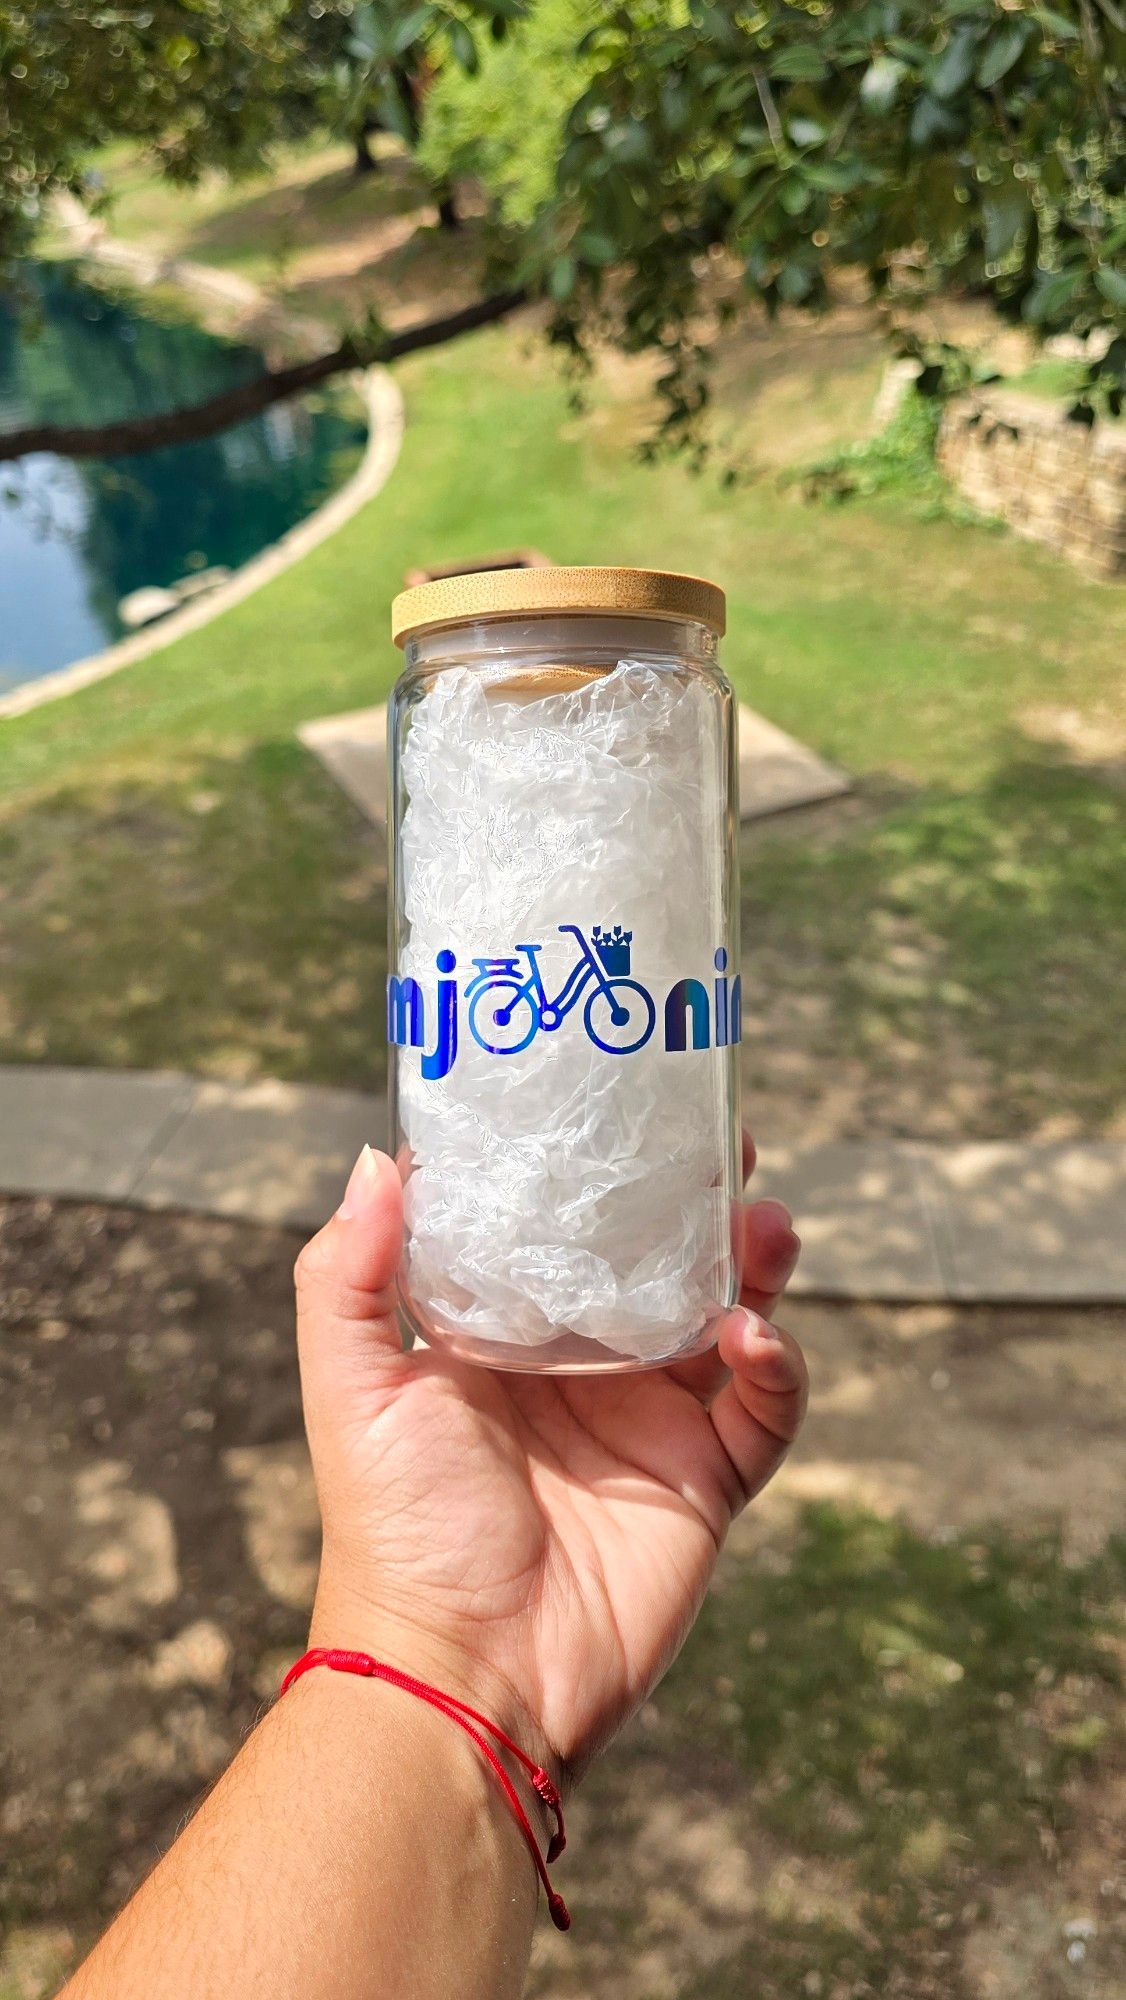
[308,1569,564,1802]
[273,1664,549,1948]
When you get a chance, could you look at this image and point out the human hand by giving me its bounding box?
[295,1136,807,1786]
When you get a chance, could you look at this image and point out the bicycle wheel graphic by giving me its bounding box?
[584,980,656,1055]
[468,981,538,1055]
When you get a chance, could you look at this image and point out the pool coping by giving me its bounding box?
[0,209,405,724]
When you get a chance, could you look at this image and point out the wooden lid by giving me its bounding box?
[391,564,726,646]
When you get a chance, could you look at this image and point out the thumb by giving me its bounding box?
[294,1145,407,1405]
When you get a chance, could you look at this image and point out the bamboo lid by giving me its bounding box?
[391,565,726,646]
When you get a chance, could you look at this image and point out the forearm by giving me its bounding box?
[62,1669,540,2000]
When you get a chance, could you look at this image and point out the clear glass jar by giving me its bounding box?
[387,567,742,1373]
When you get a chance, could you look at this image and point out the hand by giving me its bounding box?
[295,1135,807,1786]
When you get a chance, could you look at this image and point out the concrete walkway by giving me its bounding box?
[3,1066,1124,1305]
[299,700,850,827]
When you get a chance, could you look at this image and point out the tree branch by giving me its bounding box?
[751,66,784,156]
[0,287,527,464]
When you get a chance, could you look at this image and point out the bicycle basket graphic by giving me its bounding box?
[592,924,633,977]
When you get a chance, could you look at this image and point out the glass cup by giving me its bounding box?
[387,566,742,1371]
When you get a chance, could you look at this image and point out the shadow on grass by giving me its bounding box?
[742,746,1126,1136]
[0,1198,314,1985]
[181,153,434,271]
[1,738,1121,1138]
[0,739,387,1088]
[555,1505,1124,2000]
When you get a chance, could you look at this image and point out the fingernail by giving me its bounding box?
[779,1232,802,1284]
[338,1144,380,1220]
[738,1307,781,1343]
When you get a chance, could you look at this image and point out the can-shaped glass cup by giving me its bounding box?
[387,565,742,1373]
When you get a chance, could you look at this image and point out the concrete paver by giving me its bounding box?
[132,1079,386,1233]
[753,1143,946,1300]
[2,1067,1123,1303]
[298,701,849,828]
[920,1141,1126,1302]
[0,1067,196,1203]
[299,704,389,826]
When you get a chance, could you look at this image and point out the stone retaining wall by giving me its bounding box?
[938,389,1126,578]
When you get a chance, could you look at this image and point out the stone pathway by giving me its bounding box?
[3,1066,1123,1304]
[299,700,850,826]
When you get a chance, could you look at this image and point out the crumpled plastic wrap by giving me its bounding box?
[396,658,733,1362]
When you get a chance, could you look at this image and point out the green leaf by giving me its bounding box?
[930,27,981,102]
[860,56,908,113]
[804,158,870,193]
[1032,7,1081,39]
[1024,266,1084,323]
[574,229,617,267]
[446,19,479,73]
[1094,266,1126,310]
[346,15,379,62]
[982,186,1031,262]
[549,253,575,301]
[606,120,651,165]
[770,47,830,83]
[660,78,690,132]
[977,22,1030,88]
[777,259,815,304]
[887,36,933,64]
[909,94,961,145]
[787,117,826,147]
[780,177,811,215]
[392,5,434,57]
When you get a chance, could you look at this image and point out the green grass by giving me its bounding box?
[81,137,450,317]
[745,756,1126,1133]
[89,138,365,273]
[573,1507,1125,2000]
[789,388,987,522]
[0,746,385,1083]
[2,288,1124,1118]
[6,323,1125,794]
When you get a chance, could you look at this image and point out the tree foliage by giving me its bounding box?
[0,2,523,253]
[535,1,1126,430]
[319,0,526,198]
[0,3,315,251]
[2,0,1124,455]
[420,0,600,226]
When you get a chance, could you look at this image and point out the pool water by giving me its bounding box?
[0,262,366,692]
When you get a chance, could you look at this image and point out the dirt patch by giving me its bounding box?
[0,1197,312,1983]
[747,1297,1126,1562]
[0,1198,1122,1997]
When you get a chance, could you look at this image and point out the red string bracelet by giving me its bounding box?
[278,1648,570,1931]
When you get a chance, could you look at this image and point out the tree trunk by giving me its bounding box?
[353,127,378,177]
[436,186,462,231]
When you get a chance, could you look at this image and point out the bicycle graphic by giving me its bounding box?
[465,923,655,1056]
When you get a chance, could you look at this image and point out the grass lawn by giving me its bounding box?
[87,138,388,279]
[584,1507,1125,2000]
[82,138,481,331]
[2,162,1124,1133]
